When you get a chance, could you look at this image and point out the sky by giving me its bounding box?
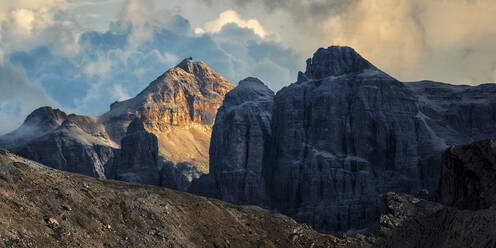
[0,0,496,134]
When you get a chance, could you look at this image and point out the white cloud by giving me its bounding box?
[0,61,58,134]
[322,0,427,78]
[84,55,113,77]
[201,10,268,38]
[112,84,131,101]
[194,27,205,35]
[0,4,81,57]
[152,50,179,65]
[11,8,35,34]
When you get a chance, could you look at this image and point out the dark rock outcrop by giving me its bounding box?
[265,46,437,233]
[113,118,160,185]
[435,139,496,210]
[377,192,496,248]
[190,77,274,205]
[15,116,117,178]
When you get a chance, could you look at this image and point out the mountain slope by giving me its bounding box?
[0,150,370,248]
[0,58,234,188]
[100,57,234,173]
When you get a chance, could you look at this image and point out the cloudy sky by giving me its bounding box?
[0,0,495,134]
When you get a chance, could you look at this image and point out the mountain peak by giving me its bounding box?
[174,57,216,77]
[24,106,67,126]
[303,46,378,79]
[238,77,265,87]
[223,77,274,106]
[176,57,194,73]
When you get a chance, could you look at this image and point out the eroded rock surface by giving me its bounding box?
[435,139,496,210]
[101,57,234,173]
[377,192,496,248]
[112,118,160,185]
[261,46,496,234]
[190,77,274,206]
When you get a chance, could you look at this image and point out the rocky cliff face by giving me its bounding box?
[112,118,160,185]
[435,139,496,210]
[265,46,438,233]
[190,77,274,205]
[259,46,496,234]
[0,58,233,187]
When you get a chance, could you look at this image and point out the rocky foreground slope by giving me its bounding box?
[195,46,496,234]
[0,150,371,248]
[3,146,496,248]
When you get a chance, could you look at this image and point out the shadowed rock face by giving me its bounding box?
[303,46,378,79]
[0,107,67,149]
[265,46,435,233]
[259,46,496,234]
[113,118,160,185]
[190,77,274,206]
[436,139,496,210]
[14,116,117,179]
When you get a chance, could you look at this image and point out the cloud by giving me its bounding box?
[4,4,300,123]
[84,54,113,77]
[201,0,496,84]
[0,4,80,57]
[10,8,35,34]
[200,10,267,38]
[0,60,57,134]
[112,84,131,101]
[322,0,427,77]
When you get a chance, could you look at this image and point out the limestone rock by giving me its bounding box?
[0,106,67,149]
[377,192,496,248]
[113,118,160,185]
[15,117,117,179]
[263,46,496,233]
[190,77,274,205]
[435,139,496,210]
[101,58,234,174]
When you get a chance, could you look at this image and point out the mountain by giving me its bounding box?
[189,77,274,206]
[0,150,371,248]
[0,58,234,189]
[100,57,234,173]
[195,46,496,234]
